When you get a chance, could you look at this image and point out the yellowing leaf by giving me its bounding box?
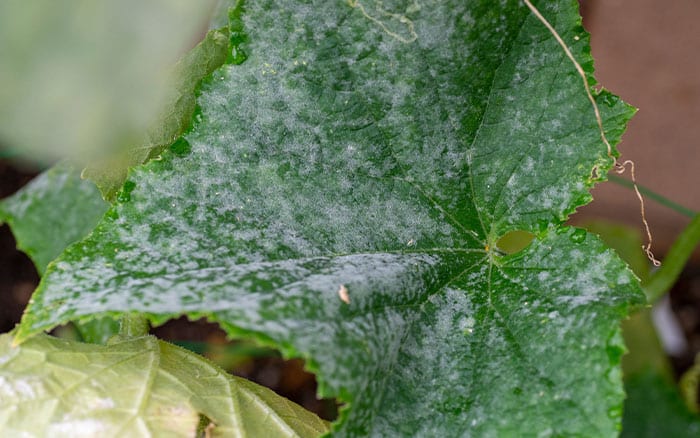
[0,333,328,437]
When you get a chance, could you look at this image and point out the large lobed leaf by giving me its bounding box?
[0,333,328,437]
[17,0,643,435]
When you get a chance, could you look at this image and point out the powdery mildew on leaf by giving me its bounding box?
[18,1,643,435]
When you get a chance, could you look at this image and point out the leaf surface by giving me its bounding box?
[0,333,328,437]
[0,163,119,343]
[18,1,644,435]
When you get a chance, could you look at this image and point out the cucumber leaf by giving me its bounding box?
[0,333,328,437]
[0,162,108,275]
[17,1,644,435]
[0,163,118,344]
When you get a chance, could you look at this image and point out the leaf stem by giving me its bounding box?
[118,314,150,338]
[644,213,700,303]
[609,174,697,218]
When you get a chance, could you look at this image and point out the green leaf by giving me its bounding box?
[581,220,700,436]
[0,163,119,343]
[0,333,328,437]
[82,26,231,201]
[0,0,217,165]
[622,369,700,438]
[0,162,108,275]
[579,220,672,378]
[18,1,643,435]
[73,316,120,345]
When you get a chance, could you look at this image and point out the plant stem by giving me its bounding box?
[644,213,700,303]
[118,314,150,338]
[609,174,697,218]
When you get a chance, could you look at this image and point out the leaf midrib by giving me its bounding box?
[465,9,531,241]
[488,261,607,436]
[360,254,490,431]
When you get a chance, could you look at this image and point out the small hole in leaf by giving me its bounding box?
[197,415,214,436]
[495,230,535,255]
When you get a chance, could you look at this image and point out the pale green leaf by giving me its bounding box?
[680,354,700,414]
[0,0,216,164]
[18,1,644,435]
[0,333,328,437]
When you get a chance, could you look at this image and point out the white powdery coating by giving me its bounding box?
[47,419,108,437]
[0,376,41,399]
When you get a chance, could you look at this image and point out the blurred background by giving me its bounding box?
[1,0,699,428]
[575,0,700,376]
[577,0,700,258]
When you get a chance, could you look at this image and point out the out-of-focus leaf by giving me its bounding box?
[622,369,700,438]
[0,333,328,437]
[681,354,700,414]
[0,0,216,164]
[72,316,120,345]
[621,309,672,381]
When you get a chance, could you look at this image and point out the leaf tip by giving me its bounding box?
[10,331,26,347]
[11,317,43,347]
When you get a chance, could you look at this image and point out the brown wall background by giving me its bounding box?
[575,0,700,256]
